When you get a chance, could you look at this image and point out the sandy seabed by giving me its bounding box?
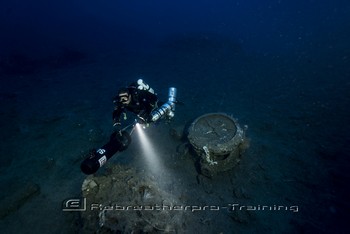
[0,36,349,233]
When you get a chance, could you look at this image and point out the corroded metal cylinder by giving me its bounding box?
[187,113,248,177]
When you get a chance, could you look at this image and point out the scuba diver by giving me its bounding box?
[80,78,177,175]
[112,79,158,126]
[112,79,177,127]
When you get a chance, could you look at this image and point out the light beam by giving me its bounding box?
[135,123,163,176]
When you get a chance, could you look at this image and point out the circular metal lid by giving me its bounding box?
[188,113,240,155]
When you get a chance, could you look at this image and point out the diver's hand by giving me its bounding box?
[112,122,122,135]
[113,121,121,127]
[113,121,122,132]
[136,115,147,125]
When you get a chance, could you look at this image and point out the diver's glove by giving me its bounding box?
[113,121,121,127]
[136,116,147,125]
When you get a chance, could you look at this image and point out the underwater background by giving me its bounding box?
[0,0,349,233]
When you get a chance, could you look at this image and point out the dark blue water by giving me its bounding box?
[1,1,349,233]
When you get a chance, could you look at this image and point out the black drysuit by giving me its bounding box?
[112,87,158,124]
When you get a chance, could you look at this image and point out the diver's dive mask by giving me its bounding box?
[118,89,131,104]
[120,95,130,104]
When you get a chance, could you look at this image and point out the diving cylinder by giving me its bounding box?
[167,87,177,118]
[150,87,177,122]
